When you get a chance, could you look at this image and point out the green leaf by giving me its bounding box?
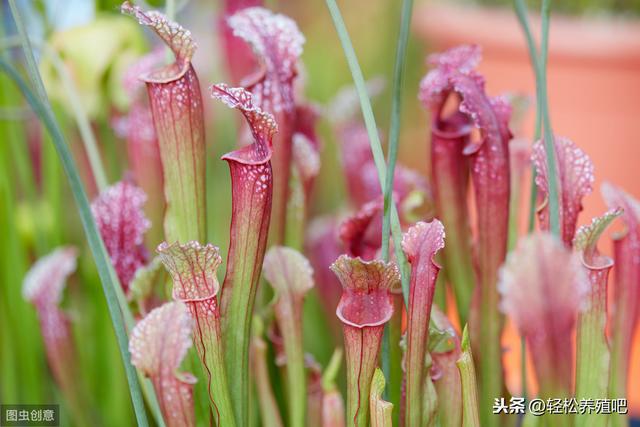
[457,326,481,427]
[514,0,560,237]
[514,0,563,403]
[370,368,393,427]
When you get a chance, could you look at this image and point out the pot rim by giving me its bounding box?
[413,2,640,67]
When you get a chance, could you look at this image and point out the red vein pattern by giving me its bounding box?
[420,64,475,322]
[117,49,166,245]
[228,7,304,243]
[339,198,383,261]
[401,220,445,426]
[533,136,594,247]
[129,302,196,427]
[91,180,150,293]
[332,255,398,427]
[211,84,275,426]
[122,1,206,243]
[157,241,236,426]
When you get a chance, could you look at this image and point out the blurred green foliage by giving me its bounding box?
[40,15,148,119]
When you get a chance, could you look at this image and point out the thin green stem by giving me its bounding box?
[381,0,413,261]
[163,0,177,62]
[513,0,541,83]
[513,0,542,234]
[276,302,306,427]
[515,0,535,399]
[538,0,560,237]
[321,348,343,391]
[380,0,413,409]
[251,335,284,427]
[381,296,402,422]
[7,1,46,102]
[514,0,559,236]
[165,0,176,20]
[324,0,410,306]
[527,175,538,233]
[514,0,561,402]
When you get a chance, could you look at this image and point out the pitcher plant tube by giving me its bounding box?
[23,247,93,426]
[228,6,304,244]
[602,182,640,427]
[6,1,640,426]
[212,84,275,426]
[574,209,621,427]
[263,246,315,427]
[129,301,196,427]
[122,1,207,243]
[419,46,476,326]
[401,219,445,427]
[421,45,512,422]
[157,241,236,427]
[499,233,587,427]
[331,255,399,427]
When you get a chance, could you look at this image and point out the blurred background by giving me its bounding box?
[1,0,639,424]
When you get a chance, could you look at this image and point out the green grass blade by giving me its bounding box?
[324,0,410,306]
[514,0,563,402]
[381,0,413,261]
[457,326,481,427]
[7,1,46,102]
[380,0,414,410]
[513,0,541,235]
[513,0,559,236]
[538,0,560,236]
[513,0,539,401]
[0,57,149,427]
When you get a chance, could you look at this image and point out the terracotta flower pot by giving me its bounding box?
[413,1,640,414]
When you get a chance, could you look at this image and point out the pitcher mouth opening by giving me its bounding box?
[432,111,473,140]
